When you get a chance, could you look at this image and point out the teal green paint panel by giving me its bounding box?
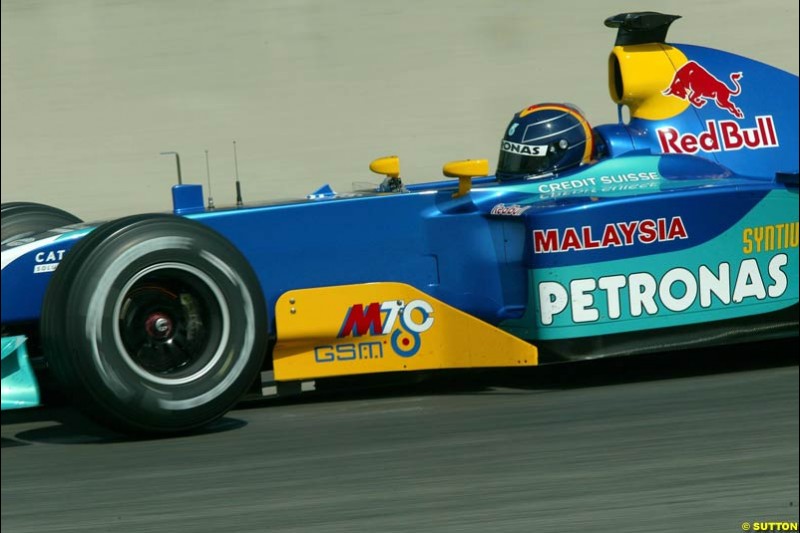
[1,336,41,410]
[503,190,799,340]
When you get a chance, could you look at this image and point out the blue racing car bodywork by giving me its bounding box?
[1,12,797,434]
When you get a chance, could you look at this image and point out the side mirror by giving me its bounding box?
[369,155,400,178]
[443,159,489,198]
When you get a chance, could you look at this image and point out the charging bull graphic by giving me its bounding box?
[663,61,744,119]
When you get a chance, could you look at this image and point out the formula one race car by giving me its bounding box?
[2,12,797,435]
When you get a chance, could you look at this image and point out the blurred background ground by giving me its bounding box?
[2,0,798,220]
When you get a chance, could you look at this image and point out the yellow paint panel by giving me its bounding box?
[273,282,537,381]
[608,44,690,120]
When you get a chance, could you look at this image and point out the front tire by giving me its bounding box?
[1,202,82,243]
[41,214,268,435]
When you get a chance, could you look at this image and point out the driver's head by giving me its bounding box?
[496,103,594,180]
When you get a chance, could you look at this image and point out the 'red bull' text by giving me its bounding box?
[657,116,778,155]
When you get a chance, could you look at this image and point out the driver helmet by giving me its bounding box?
[496,103,594,180]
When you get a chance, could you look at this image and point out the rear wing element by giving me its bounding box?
[605,12,681,46]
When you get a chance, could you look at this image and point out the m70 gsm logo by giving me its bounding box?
[337,299,434,358]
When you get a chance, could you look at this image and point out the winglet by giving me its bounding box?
[604,12,681,46]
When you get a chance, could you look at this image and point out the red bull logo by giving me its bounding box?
[657,116,778,154]
[663,61,744,119]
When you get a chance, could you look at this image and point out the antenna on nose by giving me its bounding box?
[160,151,182,185]
[205,149,215,209]
[233,140,243,206]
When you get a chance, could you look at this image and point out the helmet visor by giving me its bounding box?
[496,142,558,179]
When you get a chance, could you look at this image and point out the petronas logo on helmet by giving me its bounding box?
[501,140,548,157]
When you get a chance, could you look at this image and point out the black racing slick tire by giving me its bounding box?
[1,202,82,243]
[40,214,268,435]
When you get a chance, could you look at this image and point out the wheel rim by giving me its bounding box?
[113,263,230,385]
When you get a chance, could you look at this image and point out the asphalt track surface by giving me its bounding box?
[2,339,797,533]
